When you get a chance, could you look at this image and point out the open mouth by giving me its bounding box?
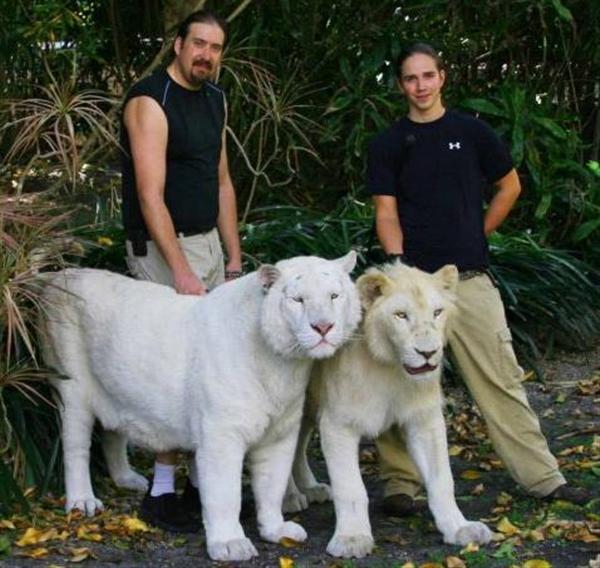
[404,363,438,375]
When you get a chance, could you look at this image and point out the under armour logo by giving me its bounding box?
[448,142,461,150]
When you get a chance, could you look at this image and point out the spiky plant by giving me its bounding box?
[0,191,83,513]
[1,62,118,192]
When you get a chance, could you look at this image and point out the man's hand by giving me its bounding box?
[173,270,207,295]
[224,260,243,282]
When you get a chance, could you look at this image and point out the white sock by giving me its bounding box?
[150,462,176,497]
[187,457,199,488]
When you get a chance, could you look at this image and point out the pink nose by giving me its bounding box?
[311,323,334,337]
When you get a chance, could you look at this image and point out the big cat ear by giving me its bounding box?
[356,270,393,309]
[333,250,357,274]
[258,264,281,290]
[433,264,458,293]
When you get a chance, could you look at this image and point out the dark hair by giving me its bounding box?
[176,9,228,44]
[395,42,445,78]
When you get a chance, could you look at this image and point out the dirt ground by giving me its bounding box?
[1,346,599,568]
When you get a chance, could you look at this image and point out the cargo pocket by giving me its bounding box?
[497,327,525,385]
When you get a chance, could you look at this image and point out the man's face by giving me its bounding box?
[174,22,225,88]
[398,53,445,115]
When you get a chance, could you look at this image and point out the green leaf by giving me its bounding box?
[460,98,506,117]
[548,0,574,21]
[531,116,568,139]
[0,536,10,556]
[586,160,600,177]
[493,541,517,560]
[535,194,553,219]
[573,218,600,241]
[511,125,525,166]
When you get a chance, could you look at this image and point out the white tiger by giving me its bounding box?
[39,252,361,562]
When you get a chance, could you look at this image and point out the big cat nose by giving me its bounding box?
[311,322,334,337]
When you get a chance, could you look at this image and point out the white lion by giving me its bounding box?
[39,252,361,562]
[285,262,493,558]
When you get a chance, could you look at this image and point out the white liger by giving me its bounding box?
[285,262,493,558]
[39,252,361,562]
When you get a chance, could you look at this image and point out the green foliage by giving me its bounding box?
[490,234,600,358]
[0,191,82,513]
[461,87,600,248]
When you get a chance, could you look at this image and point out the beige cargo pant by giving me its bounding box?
[125,228,225,290]
[377,272,565,498]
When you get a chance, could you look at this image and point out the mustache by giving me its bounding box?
[193,59,212,70]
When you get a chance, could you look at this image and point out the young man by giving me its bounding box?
[121,9,242,531]
[367,42,585,516]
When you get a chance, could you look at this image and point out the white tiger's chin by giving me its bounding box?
[308,342,337,359]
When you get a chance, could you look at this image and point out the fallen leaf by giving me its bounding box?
[121,517,150,533]
[446,556,466,567]
[555,392,567,404]
[0,520,16,530]
[471,483,485,496]
[19,547,49,559]
[460,470,482,480]
[496,492,513,506]
[523,370,535,381]
[15,527,58,547]
[69,547,95,563]
[76,526,102,542]
[523,560,552,568]
[525,529,545,541]
[460,542,480,553]
[279,537,302,548]
[400,563,415,568]
[449,445,464,456]
[496,517,520,536]
[279,557,294,568]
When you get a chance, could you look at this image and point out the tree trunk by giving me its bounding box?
[163,0,207,35]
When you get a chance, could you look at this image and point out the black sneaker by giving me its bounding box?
[382,494,427,517]
[382,494,416,517]
[181,478,201,516]
[181,478,255,520]
[544,484,591,506]
[140,491,201,533]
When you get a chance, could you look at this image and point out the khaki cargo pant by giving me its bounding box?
[376,273,565,498]
[125,228,225,290]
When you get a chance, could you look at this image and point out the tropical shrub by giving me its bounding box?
[0,191,83,513]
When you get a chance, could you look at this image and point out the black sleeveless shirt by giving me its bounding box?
[121,69,226,236]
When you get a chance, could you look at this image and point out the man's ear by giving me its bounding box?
[174,36,183,56]
[396,78,405,95]
[439,68,446,88]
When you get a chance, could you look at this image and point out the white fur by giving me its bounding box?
[287,263,493,558]
[39,252,361,562]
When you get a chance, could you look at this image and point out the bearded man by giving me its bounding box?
[120,9,242,532]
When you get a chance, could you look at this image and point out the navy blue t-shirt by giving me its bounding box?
[367,110,513,272]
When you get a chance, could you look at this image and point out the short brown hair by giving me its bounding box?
[395,42,445,78]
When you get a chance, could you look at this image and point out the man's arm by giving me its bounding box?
[124,96,206,295]
[373,195,404,255]
[216,114,242,279]
[484,168,521,236]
